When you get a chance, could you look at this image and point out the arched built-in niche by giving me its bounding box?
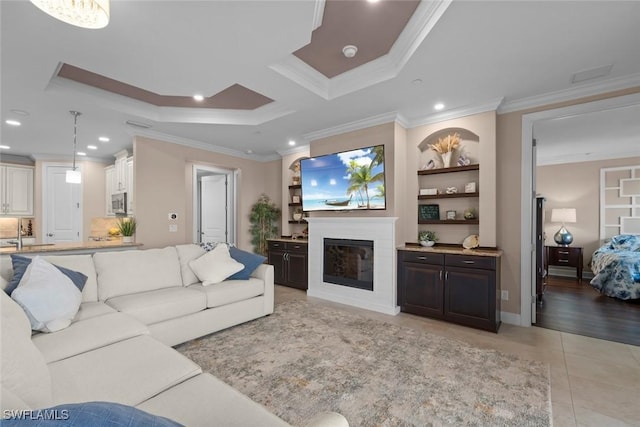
[418,127,480,169]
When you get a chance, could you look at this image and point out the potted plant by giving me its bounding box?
[418,230,437,247]
[249,194,280,256]
[116,217,137,243]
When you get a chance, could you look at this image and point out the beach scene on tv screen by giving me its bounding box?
[300,145,385,211]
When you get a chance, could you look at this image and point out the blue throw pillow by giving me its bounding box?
[5,255,88,295]
[2,401,183,426]
[228,246,266,280]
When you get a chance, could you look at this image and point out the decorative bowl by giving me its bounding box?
[419,240,435,247]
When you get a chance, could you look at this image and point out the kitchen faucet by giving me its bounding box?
[8,218,23,250]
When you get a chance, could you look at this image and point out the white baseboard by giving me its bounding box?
[500,311,521,326]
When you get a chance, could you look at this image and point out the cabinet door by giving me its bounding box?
[126,158,134,214]
[114,156,127,192]
[268,249,286,285]
[105,166,116,216]
[399,261,444,318]
[4,165,34,216]
[444,266,496,331]
[287,252,308,290]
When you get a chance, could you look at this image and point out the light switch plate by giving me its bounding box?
[169,224,178,232]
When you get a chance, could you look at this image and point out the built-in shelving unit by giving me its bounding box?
[417,164,479,176]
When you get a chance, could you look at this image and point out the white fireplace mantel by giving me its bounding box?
[306,217,399,315]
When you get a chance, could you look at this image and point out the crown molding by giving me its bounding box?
[276,144,311,157]
[129,128,280,162]
[303,111,407,143]
[537,149,640,167]
[312,0,325,30]
[29,153,109,163]
[405,97,504,128]
[270,0,451,101]
[498,72,640,114]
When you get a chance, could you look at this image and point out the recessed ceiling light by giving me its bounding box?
[10,109,29,116]
[0,145,10,149]
[77,152,87,156]
[434,103,445,111]
[87,145,98,150]
[193,94,204,101]
[5,119,21,126]
[412,79,423,85]
[98,136,110,142]
[288,140,296,146]
[342,45,358,58]
[246,149,253,154]
[367,0,380,3]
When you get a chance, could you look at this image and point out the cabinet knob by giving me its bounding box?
[417,256,427,260]
[462,260,475,264]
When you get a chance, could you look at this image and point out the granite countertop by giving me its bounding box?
[398,244,502,258]
[0,240,143,255]
[268,237,308,244]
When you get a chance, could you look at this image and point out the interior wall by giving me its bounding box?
[134,136,281,251]
[496,85,640,315]
[537,156,640,267]
[308,122,397,217]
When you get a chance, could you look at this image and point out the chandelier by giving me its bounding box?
[30,0,110,29]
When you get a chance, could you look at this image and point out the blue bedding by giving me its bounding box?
[590,235,640,300]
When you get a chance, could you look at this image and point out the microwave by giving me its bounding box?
[112,192,127,214]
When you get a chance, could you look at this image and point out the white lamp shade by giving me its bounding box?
[30,0,110,29]
[65,169,81,184]
[551,208,576,224]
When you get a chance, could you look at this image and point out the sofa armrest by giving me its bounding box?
[251,264,274,315]
[305,412,349,427]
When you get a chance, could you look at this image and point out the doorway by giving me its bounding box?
[42,163,82,243]
[520,92,640,339]
[192,165,237,245]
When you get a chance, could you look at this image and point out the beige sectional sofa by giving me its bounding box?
[0,244,347,426]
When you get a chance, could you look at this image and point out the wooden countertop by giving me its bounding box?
[268,238,308,244]
[0,241,143,255]
[398,244,502,258]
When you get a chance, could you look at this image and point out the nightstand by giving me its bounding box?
[545,246,583,280]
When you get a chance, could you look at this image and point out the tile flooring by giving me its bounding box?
[275,285,640,427]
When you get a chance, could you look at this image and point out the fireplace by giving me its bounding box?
[323,238,374,291]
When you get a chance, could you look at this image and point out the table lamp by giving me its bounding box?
[551,208,576,246]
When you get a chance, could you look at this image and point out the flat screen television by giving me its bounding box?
[300,144,386,212]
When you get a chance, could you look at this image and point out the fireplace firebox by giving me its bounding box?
[323,238,374,291]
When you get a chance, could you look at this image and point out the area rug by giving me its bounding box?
[176,301,551,426]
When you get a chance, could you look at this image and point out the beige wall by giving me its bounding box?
[537,157,640,267]
[133,137,281,251]
[496,86,640,314]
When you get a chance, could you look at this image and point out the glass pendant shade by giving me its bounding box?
[30,0,110,29]
[66,169,81,184]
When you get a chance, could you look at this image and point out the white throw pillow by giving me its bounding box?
[188,244,244,286]
[11,256,82,332]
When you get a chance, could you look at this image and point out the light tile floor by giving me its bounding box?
[275,285,640,427]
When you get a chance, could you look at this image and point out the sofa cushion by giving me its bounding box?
[106,287,206,325]
[33,312,150,363]
[188,244,244,285]
[73,301,117,322]
[49,335,202,406]
[43,254,99,303]
[94,247,183,301]
[175,243,206,286]
[189,278,264,308]
[11,257,83,332]
[5,254,87,295]
[0,292,53,409]
[138,373,290,427]
[228,246,266,280]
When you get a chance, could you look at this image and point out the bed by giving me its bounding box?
[590,234,640,300]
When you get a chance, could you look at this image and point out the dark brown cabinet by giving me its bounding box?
[268,240,308,290]
[398,250,501,332]
[545,245,583,280]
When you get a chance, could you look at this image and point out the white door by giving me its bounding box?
[530,137,538,324]
[44,165,81,243]
[200,175,227,243]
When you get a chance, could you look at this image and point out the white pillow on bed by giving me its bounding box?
[188,243,244,286]
[11,256,82,332]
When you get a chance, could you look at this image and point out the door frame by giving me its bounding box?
[192,164,237,245]
[519,91,640,326]
[41,162,83,243]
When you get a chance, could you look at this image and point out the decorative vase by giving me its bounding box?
[419,240,435,247]
[122,236,134,243]
[441,151,452,168]
[293,212,303,221]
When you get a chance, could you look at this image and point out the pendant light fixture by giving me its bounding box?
[30,0,110,29]
[66,111,82,184]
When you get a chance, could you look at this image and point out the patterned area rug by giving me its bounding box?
[176,301,551,426]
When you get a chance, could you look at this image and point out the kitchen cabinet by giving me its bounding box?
[0,164,34,216]
[268,240,308,290]
[397,249,501,332]
[545,245,583,280]
[126,157,134,214]
[105,165,116,216]
[105,151,134,216]
[114,150,128,193]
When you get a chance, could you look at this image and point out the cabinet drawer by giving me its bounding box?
[268,241,285,251]
[286,242,307,253]
[400,251,444,265]
[445,254,496,270]
[548,248,579,265]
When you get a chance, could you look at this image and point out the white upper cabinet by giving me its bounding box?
[105,165,116,216]
[0,164,34,216]
[105,150,133,216]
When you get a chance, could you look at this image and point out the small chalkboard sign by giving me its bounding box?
[418,204,440,221]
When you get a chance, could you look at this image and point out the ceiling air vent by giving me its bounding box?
[571,64,612,84]
[125,120,152,129]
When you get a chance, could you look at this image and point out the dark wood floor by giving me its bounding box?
[535,276,640,346]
